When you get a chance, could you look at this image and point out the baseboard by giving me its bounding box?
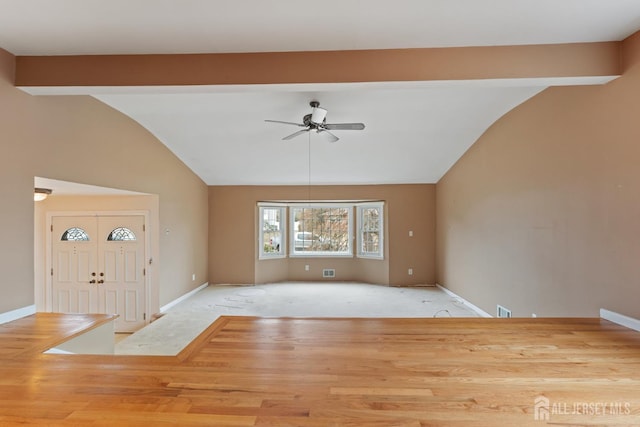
[436,284,492,318]
[600,309,640,332]
[160,282,209,313]
[0,304,36,325]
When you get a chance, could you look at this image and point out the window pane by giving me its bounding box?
[107,227,137,241]
[363,231,379,253]
[61,227,90,241]
[363,208,379,230]
[357,203,384,258]
[260,206,285,257]
[292,206,351,255]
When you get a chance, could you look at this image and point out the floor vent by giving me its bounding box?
[497,305,512,318]
[322,269,336,278]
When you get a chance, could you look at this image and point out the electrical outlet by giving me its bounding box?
[192,274,196,281]
[305,265,310,271]
[408,268,413,276]
[409,230,413,237]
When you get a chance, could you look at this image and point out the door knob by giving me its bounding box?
[89,279,96,284]
[91,272,96,277]
[98,279,104,284]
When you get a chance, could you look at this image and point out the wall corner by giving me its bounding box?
[621,30,640,72]
[0,48,16,84]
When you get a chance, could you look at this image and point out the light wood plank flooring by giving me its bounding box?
[0,312,117,358]
[1,314,640,425]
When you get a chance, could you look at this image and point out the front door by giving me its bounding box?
[51,215,147,332]
[51,216,99,313]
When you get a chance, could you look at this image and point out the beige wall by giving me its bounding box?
[209,184,435,286]
[0,48,208,314]
[436,36,640,319]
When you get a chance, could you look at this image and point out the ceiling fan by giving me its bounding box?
[265,101,365,143]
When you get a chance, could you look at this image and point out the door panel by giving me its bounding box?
[124,250,138,282]
[125,290,139,322]
[51,215,146,332]
[76,251,93,295]
[56,290,71,313]
[51,216,98,314]
[103,250,118,282]
[104,289,118,318]
[56,251,71,283]
[98,215,146,332]
[78,289,93,313]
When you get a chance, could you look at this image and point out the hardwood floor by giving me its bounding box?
[0,312,117,358]
[1,314,640,425]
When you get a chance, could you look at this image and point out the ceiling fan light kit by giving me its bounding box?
[265,101,365,143]
[310,102,327,124]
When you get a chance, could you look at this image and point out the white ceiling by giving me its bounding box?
[2,0,640,55]
[5,1,640,186]
[93,83,544,186]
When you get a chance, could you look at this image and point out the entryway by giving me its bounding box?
[48,214,148,332]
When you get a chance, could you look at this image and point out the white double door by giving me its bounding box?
[51,215,146,332]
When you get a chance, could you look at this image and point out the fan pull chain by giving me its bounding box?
[308,130,311,203]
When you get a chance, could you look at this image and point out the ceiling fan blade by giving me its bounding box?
[282,129,310,140]
[265,119,306,127]
[318,129,339,143]
[324,123,365,131]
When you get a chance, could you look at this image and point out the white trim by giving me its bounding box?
[356,202,384,260]
[436,284,492,318]
[600,309,640,332]
[290,205,353,257]
[160,282,209,313]
[257,201,289,207]
[258,205,287,260]
[289,252,354,259]
[0,305,36,325]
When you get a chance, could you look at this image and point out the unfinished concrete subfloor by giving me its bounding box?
[116,282,480,355]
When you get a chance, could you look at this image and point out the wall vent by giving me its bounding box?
[322,269,336,278]
[497,305,512,318]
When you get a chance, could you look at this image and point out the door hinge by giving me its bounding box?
[143,313,146,321]
[51,268,53,276]
[143,224,145,232]
[143,268,146,276]
[50,224,53,232]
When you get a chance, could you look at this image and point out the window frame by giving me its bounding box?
[258,205,287,260]
[356,202,384,259]
[289,203,353,258]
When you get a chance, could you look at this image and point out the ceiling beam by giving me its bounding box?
[15,42,620,88]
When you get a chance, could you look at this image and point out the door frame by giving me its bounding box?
[45,210,152,327]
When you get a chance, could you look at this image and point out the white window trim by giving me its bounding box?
[289,204,353,258]
[258,206,286,260]
[356,202,384,260]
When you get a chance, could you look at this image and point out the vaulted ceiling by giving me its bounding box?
[4,0,640,185]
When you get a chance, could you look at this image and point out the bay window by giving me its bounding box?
[258,201,384,259]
